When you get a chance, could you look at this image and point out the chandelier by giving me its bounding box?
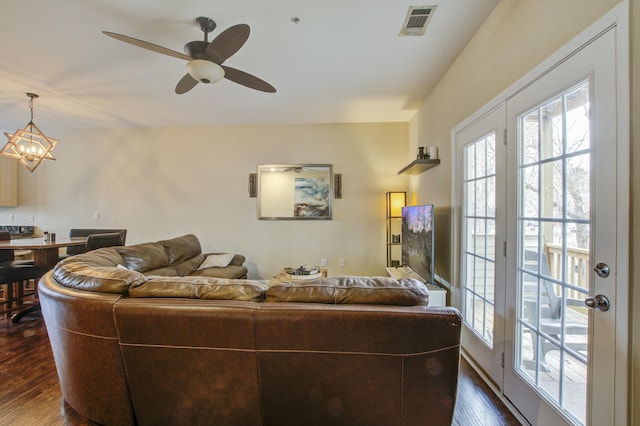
[1,93,58,172]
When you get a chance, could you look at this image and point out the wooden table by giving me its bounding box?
[0,237,87,269]
[265,268,327,287]
[0,237,86,322]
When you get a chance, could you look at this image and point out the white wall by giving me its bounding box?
[5,122,408,279]
[409,0,622,283]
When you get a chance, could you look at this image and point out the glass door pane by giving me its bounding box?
[515,80,590,425]
[462,132,496,347]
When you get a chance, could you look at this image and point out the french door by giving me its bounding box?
[503,26,620,426]
[455,16,628,426]
[455,104,506,386]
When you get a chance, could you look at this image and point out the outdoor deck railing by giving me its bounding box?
[545,243,590,299]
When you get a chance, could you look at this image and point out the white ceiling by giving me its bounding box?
[0,0,499,132]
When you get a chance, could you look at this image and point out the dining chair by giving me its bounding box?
[63,228,127,257]
[0,232,47,321]
[84,232,126,252]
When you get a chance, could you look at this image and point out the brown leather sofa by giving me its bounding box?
[39,235,462,425]
[66,233,247,280]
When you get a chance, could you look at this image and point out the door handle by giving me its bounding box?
[594,262,610,278]
[585,294,610,312]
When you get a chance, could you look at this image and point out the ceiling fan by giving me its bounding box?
[103,17,276,95]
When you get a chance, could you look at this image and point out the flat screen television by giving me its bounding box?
[401,204,435,284]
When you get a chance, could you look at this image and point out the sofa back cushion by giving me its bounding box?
[142,254,207,277]
[173,254,206,276]
[53,248,147,294]
[116,242,170,272]
[159,233,202,264]
[265,276,430,306]
[129,276,266,302]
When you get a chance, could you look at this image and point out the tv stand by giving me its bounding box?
[385,266,447,306]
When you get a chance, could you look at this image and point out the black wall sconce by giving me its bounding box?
[248,173,257,198]
[334,173,342,199]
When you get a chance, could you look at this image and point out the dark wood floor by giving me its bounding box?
[0,314,522,425]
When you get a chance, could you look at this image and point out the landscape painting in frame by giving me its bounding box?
[401,204,435,284]
[294,177,330,217]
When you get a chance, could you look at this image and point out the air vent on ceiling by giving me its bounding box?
[400,6,436,36]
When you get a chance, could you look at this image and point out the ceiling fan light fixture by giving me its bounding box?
[187,59,225,84]
[104,18,275,94]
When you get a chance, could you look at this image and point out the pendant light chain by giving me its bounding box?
[27,92,38,125]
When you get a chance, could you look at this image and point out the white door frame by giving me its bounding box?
[450,3,629,424]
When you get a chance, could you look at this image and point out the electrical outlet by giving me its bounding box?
[9,213,14,221]
[321,258,327,267]
[339,258,346,267]
[93,211,100,220]
[28,215,34,222]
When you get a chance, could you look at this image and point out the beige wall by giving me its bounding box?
[8,122,408,279]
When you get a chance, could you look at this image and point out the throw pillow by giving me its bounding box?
[198,253,235,269]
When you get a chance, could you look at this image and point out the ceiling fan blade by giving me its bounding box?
[175,73,199,94]
[103,31,192,61]
[222,66,276,93]
[204,24,250,64]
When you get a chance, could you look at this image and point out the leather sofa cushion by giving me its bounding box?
[141,265,180,276]
[143,255,239,278]
[54,249,147,294]
[265,276,429,306]
[129,276,266,302]
[141,256,205,277]
[116,242,170,272]
[174,254,206,276]
[190,264,248,279]
[159,233,201,264]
